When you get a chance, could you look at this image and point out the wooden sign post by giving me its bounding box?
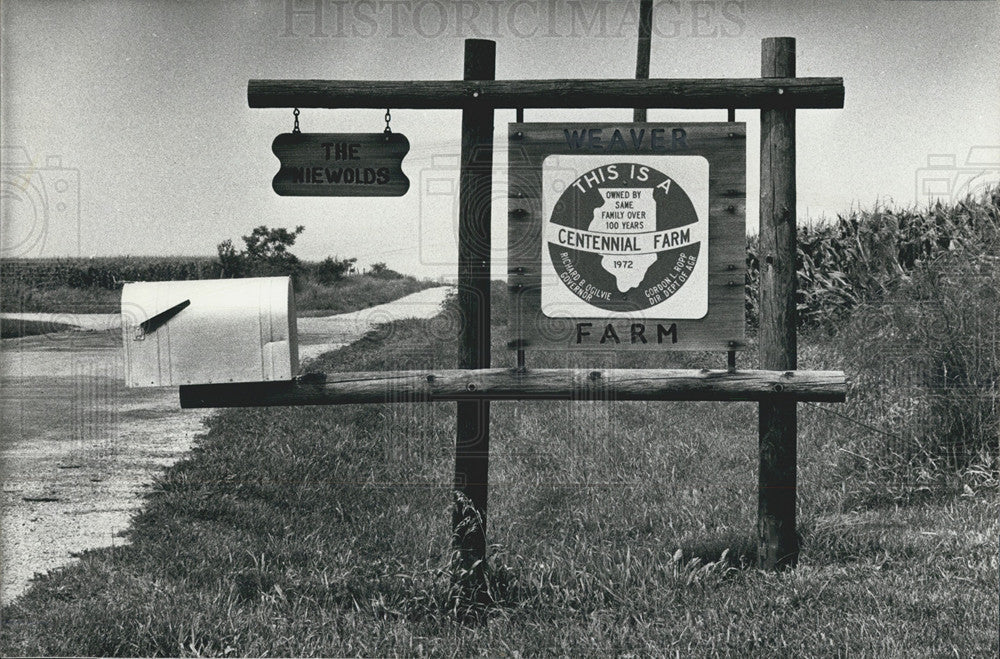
[453,39,495,601]
[758,37,800,569]
[177,37,848,607]
[633,0,653,122]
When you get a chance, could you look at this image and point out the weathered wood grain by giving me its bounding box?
[758,36,800,571]
[179,368,847,408]
[271,132,410,197]
[248,77,845,110]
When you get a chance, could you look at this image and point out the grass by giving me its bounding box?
[2,286,996,656]
[1,256,439,315]
[294,275,441,315]
[3,193,997,654]
[0,317,77,339]
[0,284,123,314]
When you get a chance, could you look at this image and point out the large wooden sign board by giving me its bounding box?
[508,122,746,351]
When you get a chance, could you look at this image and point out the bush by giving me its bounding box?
[215,239,245,278]
[217,225,305,280]
[313,256,357,285]
[368,262,403,279]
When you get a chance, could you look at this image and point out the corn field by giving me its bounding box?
[0,256,222,290]
[746,186,1000,329]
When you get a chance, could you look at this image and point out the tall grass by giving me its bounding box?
[295,274,438,315]
[743,188,1000,501]
[0,257,218,313]
[825,248,1000,501]
[1,256,222,290]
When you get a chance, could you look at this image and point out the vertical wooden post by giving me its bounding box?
[758,37,799,570]
[633,0,653,122]
[453,38,495,597]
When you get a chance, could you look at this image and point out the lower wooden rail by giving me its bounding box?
[179,368,847,408]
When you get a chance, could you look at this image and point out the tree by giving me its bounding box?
[315,256,357,284]
[216,238,245,278]
[368,262,403,279]
[217,225,305,278]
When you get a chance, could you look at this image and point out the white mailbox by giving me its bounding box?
[121,276,299,387]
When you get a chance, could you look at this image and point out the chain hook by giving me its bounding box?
[292,108,301,134]
[383,108,392,136]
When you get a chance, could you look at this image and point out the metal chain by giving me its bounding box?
[292,108,300,134]
[384,109,392,134]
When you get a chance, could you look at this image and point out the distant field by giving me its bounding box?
[0,257,439,315]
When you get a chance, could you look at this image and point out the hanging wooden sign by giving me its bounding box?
[508,122,746,352]
[271,132,410,196]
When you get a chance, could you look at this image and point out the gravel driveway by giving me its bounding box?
[0,285,451,604]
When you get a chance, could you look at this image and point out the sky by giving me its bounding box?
[2,0,998,280]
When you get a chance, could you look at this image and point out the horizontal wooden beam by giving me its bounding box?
[179,368,847,408]
[247,77,844,110]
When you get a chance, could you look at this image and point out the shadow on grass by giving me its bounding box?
[1,318,77,339]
